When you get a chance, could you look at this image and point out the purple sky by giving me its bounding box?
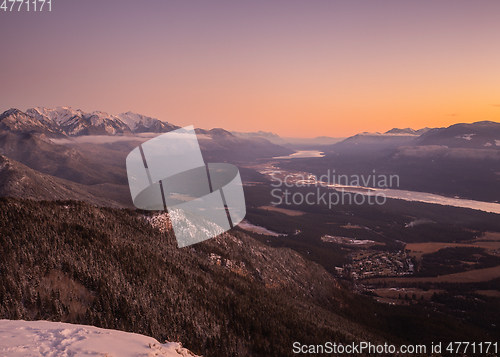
[1,1,499,137]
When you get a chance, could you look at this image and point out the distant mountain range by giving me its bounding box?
[2,107,498,151]
[231,130,285,143]
[0,107,292,206]
[1,105,499,205]
[0,107,179,137]
[0,108,292,160]
[331,121,500,154]
[231,130,344,147]
[416,121,500,149]
[330,129,426,154]
[269,120,500,202]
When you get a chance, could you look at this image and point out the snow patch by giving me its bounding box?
[27,107,83,126]
[169,208,226,241]
[27,107,130,135]
[145,212,172,233]
[0,320,199,357]
[117,112,160,130]
[237,220,287,237]
[455,133,475,140]
[405,218,434,228]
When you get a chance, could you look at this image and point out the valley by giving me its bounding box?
[235,151,500,341]
[1,108,500,355]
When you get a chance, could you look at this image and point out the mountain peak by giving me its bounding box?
[385,127,431,135]
[208,128,233,136]
[117,112,179,133]
[0,108,63,136]
[385,127,417,135]
[0,108,25,118]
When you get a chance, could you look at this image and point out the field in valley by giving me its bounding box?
[405,232,500,258]
[365,265,500,284]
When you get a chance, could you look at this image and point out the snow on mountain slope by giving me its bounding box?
[416,121,500,149]
[0,320,199,357]
[117,111,179,133]
[24,107,178,135]
[27,107,85,126]
[385,127,431,135]
[117,111,155,130]
[27,107,131,136]
[0,109,62,136]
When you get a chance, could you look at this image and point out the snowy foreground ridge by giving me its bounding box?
[0,320,200,357]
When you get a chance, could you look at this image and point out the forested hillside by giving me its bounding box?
[0,198,374,356]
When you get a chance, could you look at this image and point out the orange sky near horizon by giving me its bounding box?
[0,1,499,138]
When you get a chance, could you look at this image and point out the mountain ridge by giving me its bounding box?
[27,107,179,136]
[416,121,500,149]
[330,121,500,154]
[385,127,431,135]
[0,154,128,207]
[0,108,294,161]
[0,107,180,137]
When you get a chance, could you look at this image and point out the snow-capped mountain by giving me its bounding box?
[27,107,85,126]
[27,107,132,136]
[0,107,181,137]
[117,111,179,133]
[0,320,199,357]
[0,108,62,136]
[385,127,431,135]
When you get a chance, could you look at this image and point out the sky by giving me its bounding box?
[0,0,499,138]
